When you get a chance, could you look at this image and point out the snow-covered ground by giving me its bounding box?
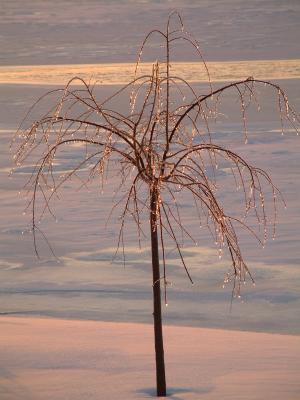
[1,316,300,400]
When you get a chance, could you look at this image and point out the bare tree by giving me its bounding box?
[13,12,298,397]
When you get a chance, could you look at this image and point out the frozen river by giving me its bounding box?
[0,0,299,335]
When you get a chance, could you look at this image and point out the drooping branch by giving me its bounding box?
[13,14,299,299]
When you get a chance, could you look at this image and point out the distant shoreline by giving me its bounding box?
[0,59,299,85]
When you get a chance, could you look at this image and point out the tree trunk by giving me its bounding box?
[150,185,167,397]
